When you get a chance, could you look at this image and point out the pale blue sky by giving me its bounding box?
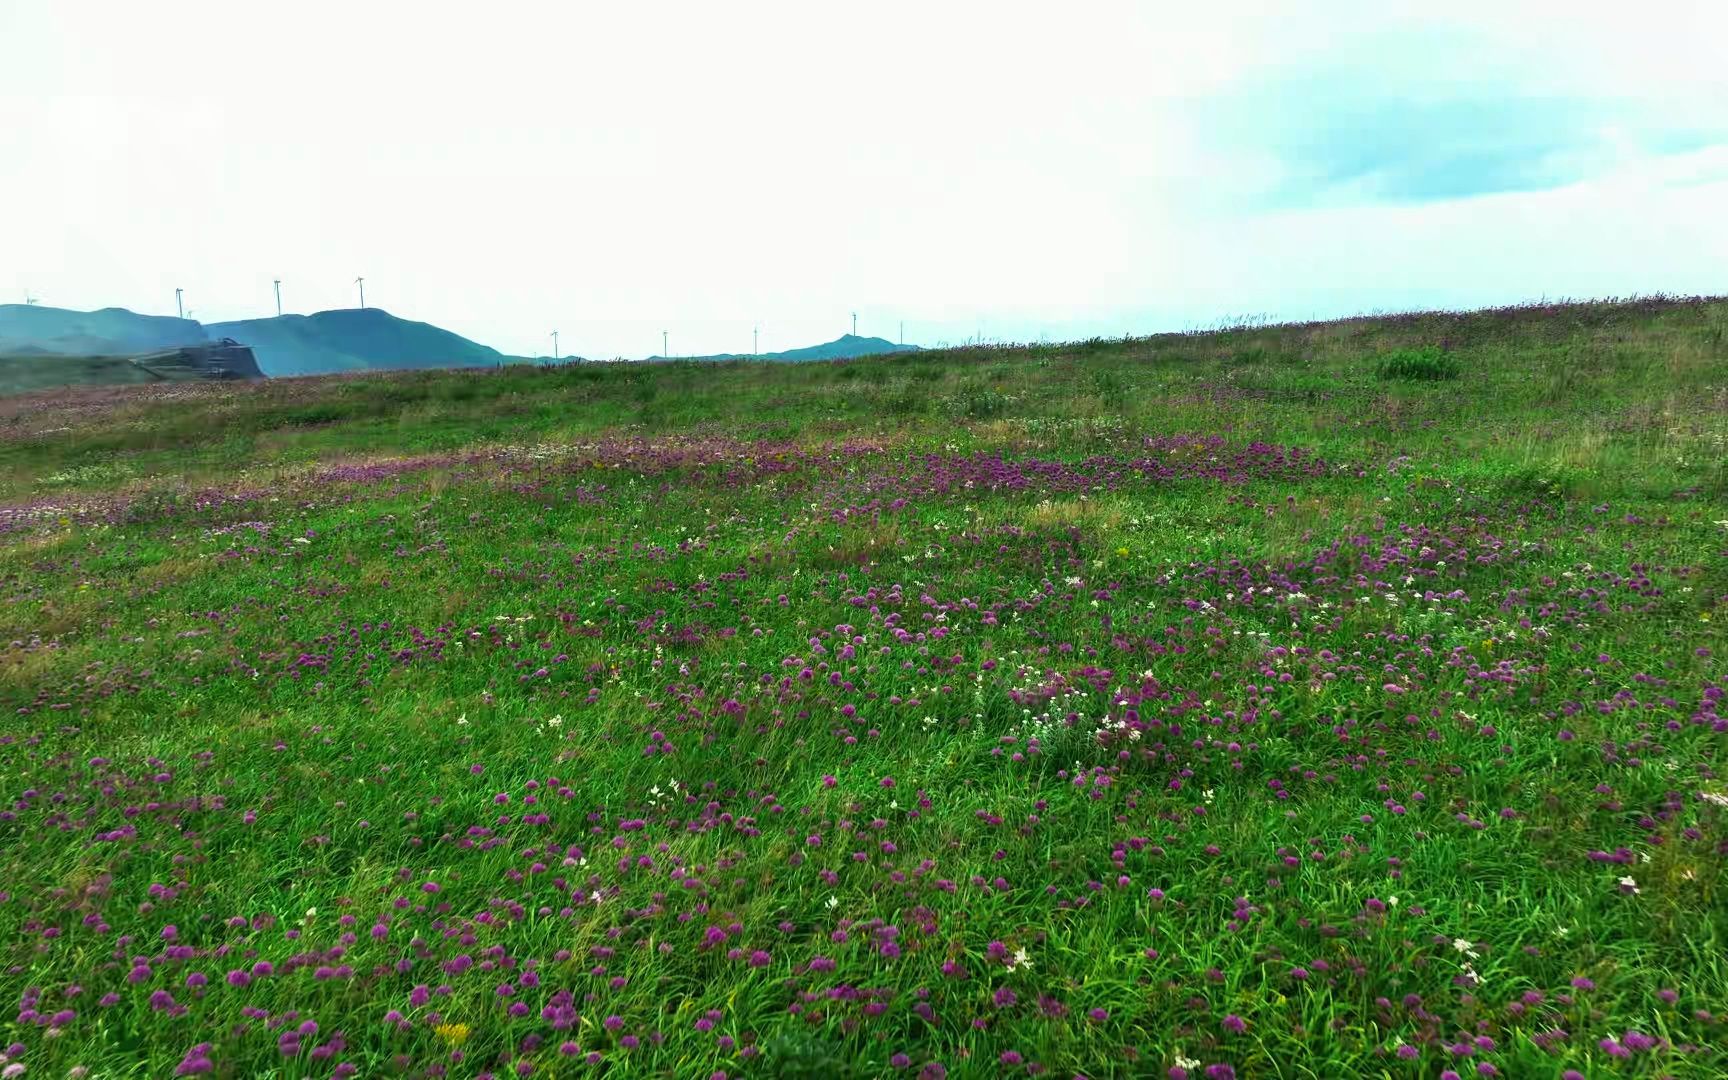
[3,0,1725,359]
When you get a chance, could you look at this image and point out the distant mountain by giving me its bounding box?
[1,306,913,380]
[651,334,921,363]
[0,304,207,357]
[0,303,526,378]
[206,308,515,377]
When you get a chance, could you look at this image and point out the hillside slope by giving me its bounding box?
[205,308,512,377]
[0,295,1724,1080]
[652,334,920,362]
[0,304,207,356]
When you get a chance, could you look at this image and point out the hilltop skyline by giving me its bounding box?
[0,300,937,377]
[4,1,1726,359]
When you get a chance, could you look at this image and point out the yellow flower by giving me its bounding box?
[1115,547,1130,558]
[1482,639,1494,648]
[435,1023,470,1046]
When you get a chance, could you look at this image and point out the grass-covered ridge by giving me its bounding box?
[0,295,1724,1078]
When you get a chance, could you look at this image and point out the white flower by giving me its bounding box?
[1619,875,1640,894]
[1174,1054,1200,1071]
[1005,947,1032,972]
[455,713,468,726]
[825,895,839,910]
[1452,938,1480,959]
[1387,896,1399,907]
[589,891,604,904]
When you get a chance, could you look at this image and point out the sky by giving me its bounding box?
[3,0,1726,360]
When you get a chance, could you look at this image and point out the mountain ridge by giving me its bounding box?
[649,334,921,363]
[1,306,923,377]
[205,308,512,377]
[0,304,208,357]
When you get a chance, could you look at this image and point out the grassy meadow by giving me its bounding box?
[0,296,1725,1079]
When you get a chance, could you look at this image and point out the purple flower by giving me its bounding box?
[1221,1014,1245,1033]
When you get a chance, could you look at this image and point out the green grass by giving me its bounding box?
[0,295,1724,1078]
[1374,346,1461,382]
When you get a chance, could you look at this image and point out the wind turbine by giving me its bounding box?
[662,330,668,358]
[753,324,759,356]
[175,288,184,319]
[851,311,857,337]
[355,277,366,309]
[24,291,38,306]
[273,279,282,316]
[551,330,559,360]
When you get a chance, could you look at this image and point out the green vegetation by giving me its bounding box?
[0,296,1723,1078]
[1374,346,1462,382]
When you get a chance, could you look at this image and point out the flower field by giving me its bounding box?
[0,297,1724,1078]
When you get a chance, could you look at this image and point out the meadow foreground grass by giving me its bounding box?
[0,297,1724,1078]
